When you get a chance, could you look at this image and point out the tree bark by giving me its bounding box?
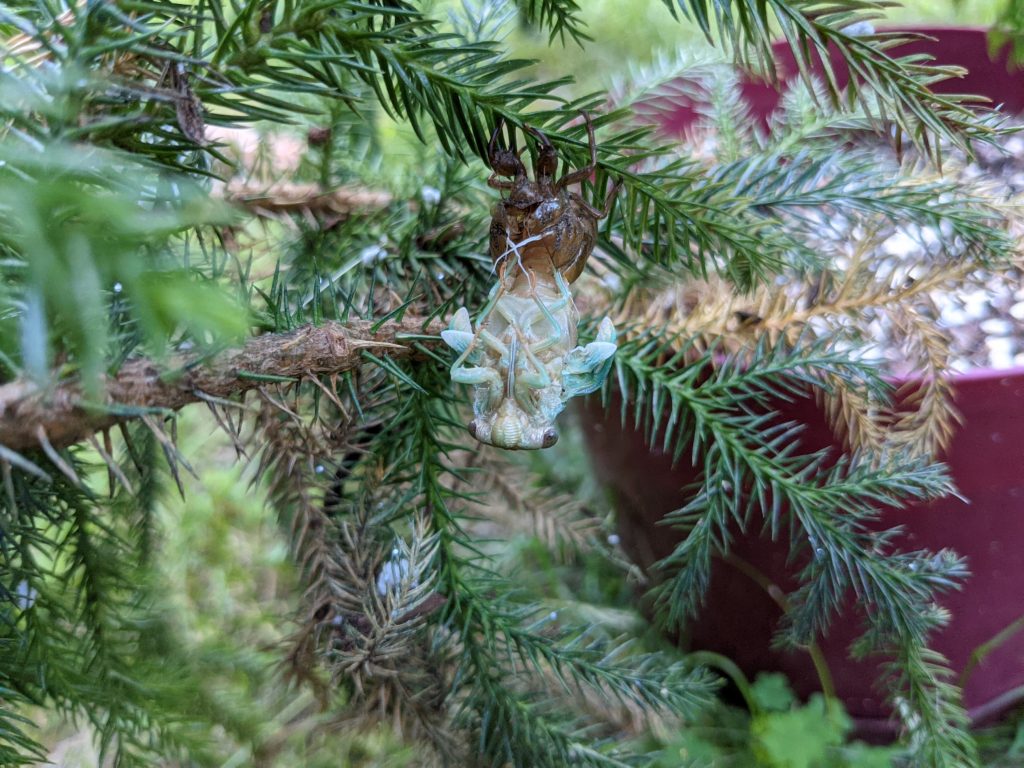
[0,318,440,453]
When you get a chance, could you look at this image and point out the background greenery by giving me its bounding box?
[1,0,1021,765]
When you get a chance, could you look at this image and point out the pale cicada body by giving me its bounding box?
[441,115,619,450]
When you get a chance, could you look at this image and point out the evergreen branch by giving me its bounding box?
[2,461,219,765]
[471,449,604,560]
[452,582,717,767]
[676,0,997,160]
[223,181,394,224]
[608,329,960,629]
[610,328,889,459]
[0,689,45,766]
[0,318,440,452]
[884,305,960,458]
[460,679,630,768]
[709,151,1013,258]
[501,619,719,717]
[252,367,464,756]
[511,0,591,45]
[612,139,1015,455]
[881,645,978,768]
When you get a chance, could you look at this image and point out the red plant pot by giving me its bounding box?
[586,28,1024,730]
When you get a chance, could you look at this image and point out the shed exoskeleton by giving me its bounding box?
[487,112,618,286]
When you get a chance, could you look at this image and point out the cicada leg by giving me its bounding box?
[516,335,555,390]
[488,118,526,182]
[443,297,513,427]
[443,310,500,382]
[445,283,508,374]
[522,123,558,185]
[555,111,598,191]
[479,327,508,350]
[450,364,501,388]
[489,148,529,191]
[568,180,621,221]
[487,177,514,190]
[552,112,621,218]
[524,270,577,356]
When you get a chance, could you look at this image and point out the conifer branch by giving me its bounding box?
[1,0,1016,764]
[0,318,440,453]
[222,181,394,225]
[512,0,591,44]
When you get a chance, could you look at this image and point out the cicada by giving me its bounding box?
[442,114,619,450]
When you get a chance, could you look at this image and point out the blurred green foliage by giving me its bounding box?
[2,0,1021,765]
[0,143,247,390]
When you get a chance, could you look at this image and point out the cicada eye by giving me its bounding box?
[541,429,558,448]
[492,149,525,178]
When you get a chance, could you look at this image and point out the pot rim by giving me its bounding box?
[945,364,1024,383]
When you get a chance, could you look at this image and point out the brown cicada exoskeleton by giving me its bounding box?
[487,112,619,288]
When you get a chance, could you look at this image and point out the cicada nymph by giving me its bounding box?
[441,114,619,450]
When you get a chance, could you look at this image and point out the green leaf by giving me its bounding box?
[751,695,850,768]
[750,673,797,713]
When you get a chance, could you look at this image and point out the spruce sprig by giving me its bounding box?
[0,0,1015,765]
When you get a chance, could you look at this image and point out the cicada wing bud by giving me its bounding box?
[441,329,474,354]
[441,308,475,354]
[563,342,616,375]
[450,307,473,332]
[596,316,616,344]
[560,321,617,400]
